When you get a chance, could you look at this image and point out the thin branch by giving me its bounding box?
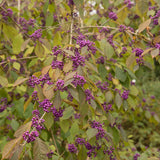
[51,130,60,155]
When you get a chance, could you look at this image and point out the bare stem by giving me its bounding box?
[51,130,60,155]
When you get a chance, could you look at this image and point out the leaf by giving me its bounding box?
[24,46,34,57]
[115,93,122,109]
[98,64,107,81]
[127,96,136,109]
[63,61,73,72]
[24,96,33,112]
[53,31,62,46]
[125,68,136,79]
[13,62,21,71]
[105,91,113,103]
[115,66,127,82]
[2,137,22,160]
[136,0,148,17]
[41,65,51,76]
[151,48,159,58]
[86,128,98,139]
[53,90,61,109]
[73,0,84,18]
[35,85,45,101]
[10,146,23,160]
[60,120,70,133]
[138,19,151,33]
[99,39,114,59]
[10,119,19,131]
[112,127,120,145]
[61,106,74,120]
[102,0,109,9]
[78,146,87,160]
[33,137,49,160]
[130,85,139,97]
[35,41,45,58]
[44,112,54,130]
[123,100,129,111]
[43,83,54,100]
[46,13,53,26]
[142,48,153,56]
[126,53,136,68]
[68,87,79,101]
[21,38,31,51]
[13,77,28,87]
[63,49,75,56]
[0,76,9,87]
[14,121,32,138]
[12,34,24,54]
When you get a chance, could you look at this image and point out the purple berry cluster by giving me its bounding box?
[1,8,13,21]
[96,56,105,64]
[51,60,64,70]
[76,35,97,54]
[121,90,129,100]
[151,10,160,25]
[102,103,113,113]
[103,146,116,160]
[133,153,140,160]
[52,46,62,56]
[18,17,35,34]
[124,0,134,9]
[32,91,39,101]
[119,25,126,32]
[46,151,54,158]
[75,137,86,145]
[23,131,39,143]
[85,89,95,104]
[31,112,45,131]
[0,98,8,112]
[29,29,42,41]
[91,120,105,140]
[68,144,77,153]
[71,74,86,87]
[96,81,109,92]
[39,99,53,112]
[132,48,143,57]
[51,106,64,121]
[108,12,118,21]
[28,73,52,88]
[120,47,127,57]
[55,79,65,91]
[71,50,85,70]
[67,91,73,101]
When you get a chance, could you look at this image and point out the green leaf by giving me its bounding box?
[105,91,113,103]
[33,138,49,160]
[35,41,45,58]
[46,13,53,26]
[86,128,98,139]
[12,34,24,54]
[112,127,120,145]
[61,106,74,120]
[78,146,87,160]
[136,0,148,17]
[53,91,61,109]
[115,93,122,109]
[73,0,84,18]
[0,76,8,87]
[13,62,21,71]
[102,0,109,9]
[98,64,107,81]
[115,66,127,82]
[44,112,54,130]
[123,100,129,111]
[99,39,114,59]
[60,120,70,133]
[14,98,25,118]
[53,32,62,46]
[10,119,19,131]
[130,85,139,96]
[127,96,136,109]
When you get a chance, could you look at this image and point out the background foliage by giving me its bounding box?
[1,0,160,159]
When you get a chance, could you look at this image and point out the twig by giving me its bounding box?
[51,130,60,155]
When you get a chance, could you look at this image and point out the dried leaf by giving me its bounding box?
[138,19,151,33]
[63,61,73,73]
[13,77,29,87]
[41,65,51,76]
[151,48,159,58]
[43,83,54,100]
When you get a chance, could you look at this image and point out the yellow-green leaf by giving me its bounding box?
[35,41,45,58]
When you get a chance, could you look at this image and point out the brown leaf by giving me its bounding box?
[43,83,54,100]
[41,65,51,76]
[13,77,29,87]
[2,137,22,160]
[21,38,30,51]
[52,68,62,81]
[138,19,151,33]
[153,35,160,45]
[141,48,153,56]
[63,61,73,73]
[151,48,159,58]
[14,121,32,138]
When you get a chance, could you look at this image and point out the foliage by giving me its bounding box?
[0,0,160,159]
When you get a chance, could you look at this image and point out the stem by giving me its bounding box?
[51,130,60,155]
